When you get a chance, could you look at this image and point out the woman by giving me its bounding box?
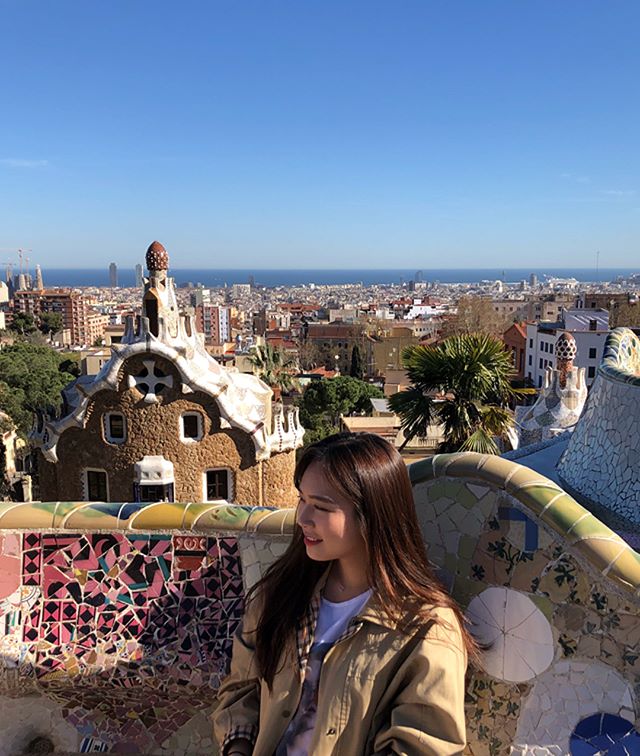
[213,432,473,755]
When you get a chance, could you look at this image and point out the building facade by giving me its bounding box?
[32,242,304,507]
[195,304,231,345]
[14,289,104,345]
[525,294,575,322]
[503,322,527,382]
[304,322,374,375]
[525,309,609,389]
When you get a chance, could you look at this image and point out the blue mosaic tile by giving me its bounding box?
[570,713,640,755]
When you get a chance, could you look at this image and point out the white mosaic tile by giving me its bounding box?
[558,373,640,522]
[160,709,218,754]
[514,661,637,752]
[0,695,80,756]
[467,587,554,683]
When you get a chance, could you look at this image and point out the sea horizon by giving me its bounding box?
[24,267,640,289]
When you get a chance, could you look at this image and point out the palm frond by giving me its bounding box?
[458,428,500,455]
[387,388,435,447]
[479,405,514,436]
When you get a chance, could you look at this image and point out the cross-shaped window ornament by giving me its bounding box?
[127,359,174,403]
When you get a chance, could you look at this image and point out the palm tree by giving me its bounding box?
[248,344,297,397]
[388,333,514,455]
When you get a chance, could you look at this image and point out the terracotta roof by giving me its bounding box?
[513,322,527,338]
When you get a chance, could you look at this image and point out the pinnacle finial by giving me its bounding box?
[146,241,169,272]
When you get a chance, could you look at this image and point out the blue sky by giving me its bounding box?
[0,1,638,269]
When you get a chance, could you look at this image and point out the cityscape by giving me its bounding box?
[0,2,639,755]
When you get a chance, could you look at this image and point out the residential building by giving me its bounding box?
[370,326,418,375]
[231,283,251,299]
[382,368,412,397]
[574,292,635,310]
[14,289,106,346]
[525,294,575,322]
[190,288,212,307]
[195,304,231,344]
[304,322,374,375]
[503,322,527,381]
[491,298,528,322]
[525,309,610,389]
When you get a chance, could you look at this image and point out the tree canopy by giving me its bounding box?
[9,312,37,336]
[38,311,64,335]
[349,344,364,379]
[297,375,383,445]
[0,342,77,434]
[388,333,515,455]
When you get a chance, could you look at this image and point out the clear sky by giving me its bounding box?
[1,1,638,269]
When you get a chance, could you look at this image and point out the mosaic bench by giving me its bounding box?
[0,453,638,755]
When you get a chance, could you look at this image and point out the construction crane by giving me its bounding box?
[0,247,31,285]
[17,248,32,275]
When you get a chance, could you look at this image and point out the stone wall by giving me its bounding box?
[557,327,640,527]
[37,354,298,507]
[0,455,638,755]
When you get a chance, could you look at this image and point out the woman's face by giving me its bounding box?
[296,461,367,565]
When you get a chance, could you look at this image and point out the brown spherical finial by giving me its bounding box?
[146,241,169,272]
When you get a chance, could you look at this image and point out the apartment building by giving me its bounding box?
[525,294,575,322]
[304,322,374,375]
[14,289,107,345]
[525,309,609,389]
[195,304,231,344]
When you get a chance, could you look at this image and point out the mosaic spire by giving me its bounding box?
[555,331,577,388]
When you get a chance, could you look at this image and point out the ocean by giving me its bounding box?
[33,267,639,289]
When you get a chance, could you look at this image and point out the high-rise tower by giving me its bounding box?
[109,262,118,288]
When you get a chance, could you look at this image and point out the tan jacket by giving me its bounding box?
[212,576,467,756]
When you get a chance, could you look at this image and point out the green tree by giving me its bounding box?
[297,376,383,444]
[59,354,81,378]
[38,311,64,335]
[0,342,77,434]
[388,333,514,455]
[248,344,297,395]
[349,344,364,379]
[9,312,37,335]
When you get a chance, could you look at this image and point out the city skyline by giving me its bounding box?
[1,2,639,268]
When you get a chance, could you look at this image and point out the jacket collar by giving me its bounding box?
[310,565,400,631]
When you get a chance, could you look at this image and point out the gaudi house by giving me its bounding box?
[31,241,304,506]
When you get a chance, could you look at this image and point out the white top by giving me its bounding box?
[276,589,373,756]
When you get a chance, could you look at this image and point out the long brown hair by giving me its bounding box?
[249,432,476,687]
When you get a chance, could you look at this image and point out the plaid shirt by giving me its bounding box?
[222,587,365,754]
